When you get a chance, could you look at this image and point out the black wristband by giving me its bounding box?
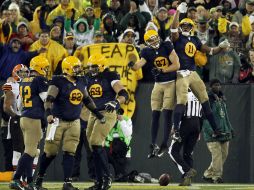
[45,108,52,118]
[92,109,104,120]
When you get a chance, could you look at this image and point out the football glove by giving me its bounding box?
[219,39,230,49]
[151,68,162,76]
[93,111,106,124]
[100,117,106,124]
[172,130,182,143]
[105,100,120,113]
[128,61,135,68]
[11,115,20,124]
[177,2,188,13]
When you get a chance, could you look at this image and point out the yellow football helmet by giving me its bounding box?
[180,18,195,27]
[144,30,160,49]
[179,18,195,36]
[62,56,82,76]
[87,54,108,76]
[30,56,50,76]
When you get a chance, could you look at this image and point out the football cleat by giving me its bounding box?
[25,182,39,190]
[35,175,48,190]
[102,176,112,190]
[84,181,103,190]
[157,144,168,158]
[179,168,197,186]
[172,131,182,143]
[147,144,159,159]
[9,180,25,190]
[202,176,214,183]
[185,168,197,178]
[62,182,79,190]
[213,177,223,184]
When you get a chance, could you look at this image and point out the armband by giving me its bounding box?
[170,28,178,33]
[83,96,93,106]
[45,95,55,103]
[91,108,104,120]
[118,89,129,102]
[209,48,214,56]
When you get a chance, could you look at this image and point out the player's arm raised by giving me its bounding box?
[170,9,180,42]
[171,2,188,42]
[201,39,230,55]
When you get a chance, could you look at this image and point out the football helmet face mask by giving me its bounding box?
[12,64,30,81]
[62,56,83,77]
[179,18,194,36]
[30,56,50,76]
[87,54,108,76]
[144,30,160,49]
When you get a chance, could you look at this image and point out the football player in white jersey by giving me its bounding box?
[2,64,35,183]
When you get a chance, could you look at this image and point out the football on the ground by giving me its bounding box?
[159,173,171,186]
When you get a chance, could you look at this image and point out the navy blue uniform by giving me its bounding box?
[174,34,202,71]
[51,76,87,121]
[141,41,176,82]
[87,70,119,110]
[86,69,120,188]
[20,76,48,119]
[173,33,219,146]
[13,76,48,186]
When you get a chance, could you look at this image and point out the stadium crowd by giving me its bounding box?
[0,0,254,83]
[0,0,252,189]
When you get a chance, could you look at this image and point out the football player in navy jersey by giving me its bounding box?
[35,56,105,190]
[9,56,50,190]
[170,2,230,144]
[128,29,180,159]
[85,54,129,190]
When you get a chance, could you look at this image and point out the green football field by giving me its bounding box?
[1,182,254,190]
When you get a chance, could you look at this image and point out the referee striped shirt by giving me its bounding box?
[184,90,202,118]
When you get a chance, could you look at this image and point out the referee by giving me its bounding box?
[169,88,202,186]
